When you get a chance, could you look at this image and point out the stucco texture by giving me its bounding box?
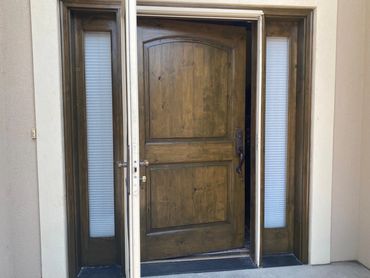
[331,0,366,262]
[358,0,370,268]
[331,0,370,268]
[1,0,370,277]
[0,0,42,277]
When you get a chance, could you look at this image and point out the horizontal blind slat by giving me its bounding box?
[84,32,115,238]
[264,37,290,229]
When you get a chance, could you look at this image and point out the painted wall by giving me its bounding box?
[331,0,370,268]
[0,51,13,277]
[331,0,366,262]
[0,0,42,277]
[8,0,370,276]
[358,0,370,268]
[27,0,340,276]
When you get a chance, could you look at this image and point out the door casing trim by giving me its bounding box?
[31,0,319,277]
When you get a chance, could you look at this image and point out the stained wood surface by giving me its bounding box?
[71,11,123,266]
[138,18,247,260]
[262,19,298,255]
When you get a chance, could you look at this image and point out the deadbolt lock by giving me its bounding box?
[140,176,147,183]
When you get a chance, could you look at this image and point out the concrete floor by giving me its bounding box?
[149,262,370,278]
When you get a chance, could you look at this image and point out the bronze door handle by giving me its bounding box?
[235,128,245,175]
[236,151,245,174]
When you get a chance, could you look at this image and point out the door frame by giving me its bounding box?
[59,0,312,276]
[59,2,126,276]
[31,0,321,277]
[132,2,313,275]
[133,4,265,273]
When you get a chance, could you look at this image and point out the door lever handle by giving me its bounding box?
[235,128,245,175]
[140,160,150,167]
[236,152,245,175]
[117,160,149,168]
[117,161,128,168]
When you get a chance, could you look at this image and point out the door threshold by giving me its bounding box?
[262,253,302,268]
[141,255,256,277]
[77,265,123,278]
[143,247,250,264]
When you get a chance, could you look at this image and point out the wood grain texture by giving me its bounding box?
[138,18,247,260]
[149,163,229,230]
[145,39,230,140]
[262,17,312,263]
[262,19,298,255]
[68,10,124,267]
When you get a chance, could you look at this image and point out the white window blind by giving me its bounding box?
[84,32,115,238]
[264,37,290,229]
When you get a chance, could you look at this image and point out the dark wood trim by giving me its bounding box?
[60,3,80,276]
[60,2,124,277]
[296,11,313,264]
[61,0,313,270]
[61,0,121,8]
[262,19,298,255]
[74,11,122,266]
[262,9,312,18]
[247,20,257,263]
[260,12,313,264]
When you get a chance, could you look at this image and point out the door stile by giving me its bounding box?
[119,5,130,275]
[255,14,265,267]
[122,0,141,277]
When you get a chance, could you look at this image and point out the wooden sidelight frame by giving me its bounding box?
[60,1,126,277]
[60,0,313,277]
[261,13,313,263]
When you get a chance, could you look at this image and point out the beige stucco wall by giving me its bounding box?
[0,68,13,276]
[358,0,370,268]
[331,0,366,262]
[2,0,370,276]
[331,0,370,269]
[0,0,42,277]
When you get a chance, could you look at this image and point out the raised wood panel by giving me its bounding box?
[138,18,247,260]
[145,142,234,163]
[145,39,231,140]
[148,163,229,230]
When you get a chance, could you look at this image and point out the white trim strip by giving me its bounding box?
[124,0,141,277]
[137,5,263,19]
[30,0,68,277]
[255,14,264,267]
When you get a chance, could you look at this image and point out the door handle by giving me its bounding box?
[139,161,149,184]
[117,160,149,168]
[117,161,128,168]
[140,160,150,167]
[235,128,245,175]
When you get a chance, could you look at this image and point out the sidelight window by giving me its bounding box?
[264,37,290,229]
[84,32,115,238]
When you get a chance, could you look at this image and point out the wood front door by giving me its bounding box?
[138,19,247,261]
